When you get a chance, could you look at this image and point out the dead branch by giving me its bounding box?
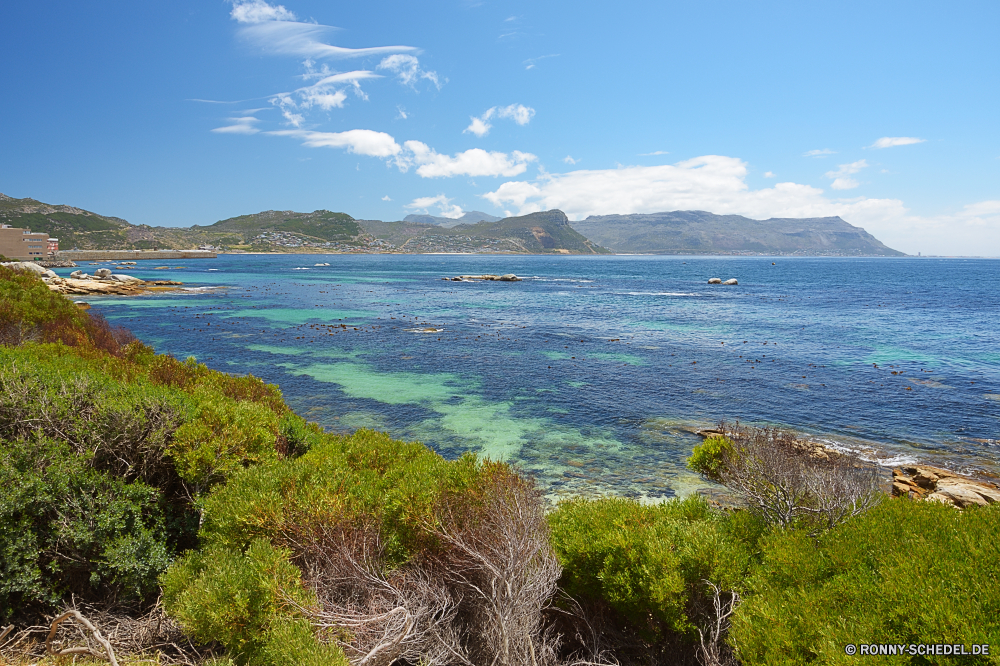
[695,582,740,666]
[46,609,121,666]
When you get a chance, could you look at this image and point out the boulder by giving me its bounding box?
[70,270,85,278]
[2,261,47,275]
[723,278,738,285]
[43,270,58,279]
[498,274,522,281]
[94,268,113,278]
[708,277,722,284]
[109,273,143,283]
[892,466,1000,508]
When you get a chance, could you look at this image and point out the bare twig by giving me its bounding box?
[46,610,121,666]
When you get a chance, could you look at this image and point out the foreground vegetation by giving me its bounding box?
[1,265,998,665]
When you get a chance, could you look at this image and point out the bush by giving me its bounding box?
[163,432,562,666]
[0,436,175,622]
[548,495,763,653]
[689,424,882,532]
[731,498,1000,665]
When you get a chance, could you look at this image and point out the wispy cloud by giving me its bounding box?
[268,129,402,157]
[396,142,537,178]
[523,54,559,70]
[563,156,578,165]
[378,55,442,90]
[763,171,776,178]
[870,136,925,149]
[804,149,836,157]
[639,150,669,156]
[381,195,392,201]
[396,106,408,120]
[230,1,417,60]
[212,116,262,134]
[463,104,535,137]
[405,194,463,218]
[825,159,868,190]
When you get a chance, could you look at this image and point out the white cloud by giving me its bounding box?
[396,106,408,120]
[212,116,261,134]
[464,104,534,136]
[763,171,776,178]
[230,0,296,24]
[825,159,868,190]
[804,149,836,157]
[237,20,416,60]
[640,150,670,156]
[482,155,909,228]
[381,195,392,201]
[405,194,463,218]
[563,156,578,165]
[465,115,492,137]
[395,141,536,178]
[496,104,534,125]
[268,129,402,157]
[377,55,442,90]
[871,136,926,149]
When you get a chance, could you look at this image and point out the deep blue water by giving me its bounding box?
[69,255,1000,500]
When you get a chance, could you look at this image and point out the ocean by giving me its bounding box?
[68,254,1000,500]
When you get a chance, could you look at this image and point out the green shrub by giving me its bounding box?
[0,436,175,621]
[731,498,1000,665]
[687,435,733,482]
[161,539,345,666]
[548,495,761,642]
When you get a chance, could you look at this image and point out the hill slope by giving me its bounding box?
[570,211,905,256]
[0,193,133,250]
[362,210,610,254]
[403,210,502,228]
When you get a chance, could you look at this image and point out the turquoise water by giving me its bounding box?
[70,255,1000,500]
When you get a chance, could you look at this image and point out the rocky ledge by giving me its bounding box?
[443,274,522,282]
[892,466,1000,508]
[2,262,182,295]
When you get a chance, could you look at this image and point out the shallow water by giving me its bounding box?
[71,255,1000,500]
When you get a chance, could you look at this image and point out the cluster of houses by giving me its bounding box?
[0,224,56,260]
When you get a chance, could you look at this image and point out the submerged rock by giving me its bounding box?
[723,278,738,285]
[708,277,722,284]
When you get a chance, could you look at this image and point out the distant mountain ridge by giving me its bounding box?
[361,210,609,254]
[0,192,904,256]
[569,210,905,256]
[403,210,502,227]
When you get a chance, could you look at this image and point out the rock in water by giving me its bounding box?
[708,277,722,284]
[110,274,143,283]
[498,274,521,281]
[70,270,84,278]
[94,268,113,278]
[723,278,738,285]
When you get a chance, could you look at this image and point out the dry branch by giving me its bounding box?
[46,609,120,666]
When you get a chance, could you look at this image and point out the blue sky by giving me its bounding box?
[2,0,998,255]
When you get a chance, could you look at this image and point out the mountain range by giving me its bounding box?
[0,193,905,256]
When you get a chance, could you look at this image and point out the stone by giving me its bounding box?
[2,261,46,275]
[708,277,722,284]
[94,268,113,278]
[109,274,143,283]
[936,477,1000,504]
[70,270,84,278]
[498,274,522,281]
[43,270,58,279]
[723,278,738,285]
[932,483,990,508]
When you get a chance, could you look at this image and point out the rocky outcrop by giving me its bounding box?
[708,277,722,284]
[892,466,1000,508]
[445,274,522,282]
[723,278,738,285]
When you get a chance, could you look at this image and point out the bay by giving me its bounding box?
[70,254,1000,500]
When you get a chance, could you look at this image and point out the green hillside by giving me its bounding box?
[199,209,361,243]
[361,209,611,253]
[0,194,131,250]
